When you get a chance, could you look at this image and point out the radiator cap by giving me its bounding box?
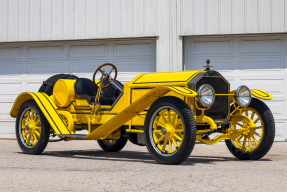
[203,59,213,71]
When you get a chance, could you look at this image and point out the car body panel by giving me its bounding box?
[10,92,72,135]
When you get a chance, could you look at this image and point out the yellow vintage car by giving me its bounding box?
[10,61,275,165]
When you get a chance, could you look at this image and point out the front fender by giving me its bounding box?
[10,92,72,135]
[87,86,196,139]
[250,89,273,100]
[165,86,197,97]
[230,89,273,100]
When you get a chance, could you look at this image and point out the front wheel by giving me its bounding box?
[16,100,50,154]
[225,98,275,160]
[144,97,196,165]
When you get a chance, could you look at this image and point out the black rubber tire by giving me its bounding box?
[97,135,128,152]
[38,74,78,96]
[16,100,50,155]
[144,97,196,165]
[225,98,275,160]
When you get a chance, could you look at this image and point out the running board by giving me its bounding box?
[57,134,87,138]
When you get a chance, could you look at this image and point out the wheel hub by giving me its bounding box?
[242,122,252,136]
[25,124,29,131]
[161,127,167,135]
[163,124,175,137]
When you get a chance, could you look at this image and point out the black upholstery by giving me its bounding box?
[74,78,98,104]
[74,78,123,106]
[100,80,123,105]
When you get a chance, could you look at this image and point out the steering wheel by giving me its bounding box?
[93,63,118,88]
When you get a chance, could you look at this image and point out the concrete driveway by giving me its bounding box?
[0,139,286,192]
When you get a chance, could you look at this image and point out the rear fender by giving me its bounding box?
[10,92,72,135]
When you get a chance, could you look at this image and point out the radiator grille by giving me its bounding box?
[195,76,229,121]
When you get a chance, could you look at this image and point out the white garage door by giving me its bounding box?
[186,35,286,141]
[0,38,156,137]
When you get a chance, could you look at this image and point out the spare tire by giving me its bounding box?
[38,74,78,96]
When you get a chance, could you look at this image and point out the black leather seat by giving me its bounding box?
[74,78,98,104]
[74,78,123,106]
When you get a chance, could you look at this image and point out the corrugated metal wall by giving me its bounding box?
[1,0,287,43]
[0,0,158,42]
[181,0,287,35]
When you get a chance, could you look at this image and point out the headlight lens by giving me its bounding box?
[197,84,215,107]
[235,85,251,107]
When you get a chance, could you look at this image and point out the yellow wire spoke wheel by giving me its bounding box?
[232,108,264,152]
[226,98,275,160]
[21,109,41,147]
[152,108,184,154]
[145,97,196,165]
[16,100,50,155]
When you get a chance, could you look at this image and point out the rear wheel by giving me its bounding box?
[225,98,275,160]
[144,97,196,165]
[16,100,50,154]
[97,135,128,152]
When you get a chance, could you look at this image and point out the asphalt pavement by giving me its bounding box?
[0,139,286,192]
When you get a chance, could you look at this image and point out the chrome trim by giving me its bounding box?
[234,85,251,107]
[197,84,215,107]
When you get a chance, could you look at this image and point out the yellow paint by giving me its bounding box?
[10,92,72,135]
[195,115,217,134]
[86,87,171,139]
[129,70,202,88]
[57,110,75,133]
[53,79,76,107]
[131,70,202,84]
[250,89,273,100]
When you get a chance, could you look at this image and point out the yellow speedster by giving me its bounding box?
[10,61,275,165]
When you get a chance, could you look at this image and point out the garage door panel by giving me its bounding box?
[27,62,65,74]
[0,63,22,76]
[239,37,284,54]
[0,103,13,114]
[27,44,65,59]
[274,121,286,141]
[26,82,43,92]
[0,83,22,95]
[113,41,155,57]
[187,58,235,72]
[240,79,284,95]
[262,100,285,117]
[114,60,156,72]
[0,45,22,60]
[69,42,108,58]
[239,57,284,74]
[0,121,15,136]
[186,38,234,56]
[69,61,107,73]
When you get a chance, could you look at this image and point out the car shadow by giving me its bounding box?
[33,149,272,165]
